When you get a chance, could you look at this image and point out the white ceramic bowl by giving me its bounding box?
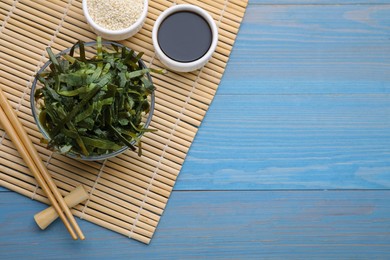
[152,4,218,73]
[82,0,148,41]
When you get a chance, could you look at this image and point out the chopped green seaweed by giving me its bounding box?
[35,37,158,157]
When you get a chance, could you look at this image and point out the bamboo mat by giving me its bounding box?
[0,0,247,244]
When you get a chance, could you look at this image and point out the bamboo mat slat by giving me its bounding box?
[0,0,247,244]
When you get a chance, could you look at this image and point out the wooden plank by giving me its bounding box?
[0,190,389,259]
[177,94,390,190]
[251,1,390,4]
[220,4,390,95]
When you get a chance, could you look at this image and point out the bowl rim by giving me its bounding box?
[82,0,148,36]
[31,41,155,161]
[152,4,219,72]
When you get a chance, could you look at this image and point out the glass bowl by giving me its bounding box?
[31,41,155,161]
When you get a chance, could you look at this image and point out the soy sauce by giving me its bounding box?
[157,11,212,63]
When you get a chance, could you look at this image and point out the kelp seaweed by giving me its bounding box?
[35,37,159,157]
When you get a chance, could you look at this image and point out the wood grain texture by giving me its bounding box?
[220,4,390,95]
[178,94,390,190]
[0,190,389,259]
[177,3,390,190]
[252,0,390,4]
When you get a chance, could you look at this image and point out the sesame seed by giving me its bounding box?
[87,0,144,31]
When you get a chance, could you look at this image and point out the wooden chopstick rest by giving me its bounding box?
[34,185,89,230]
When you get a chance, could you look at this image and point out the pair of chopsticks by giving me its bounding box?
[0,86,85,240]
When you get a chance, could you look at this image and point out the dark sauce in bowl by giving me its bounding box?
[157,11,212,63]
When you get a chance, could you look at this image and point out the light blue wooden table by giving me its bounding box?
[1,0,390,259]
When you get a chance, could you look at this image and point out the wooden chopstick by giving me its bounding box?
[0,87,85,240]
[0,106,78,240]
